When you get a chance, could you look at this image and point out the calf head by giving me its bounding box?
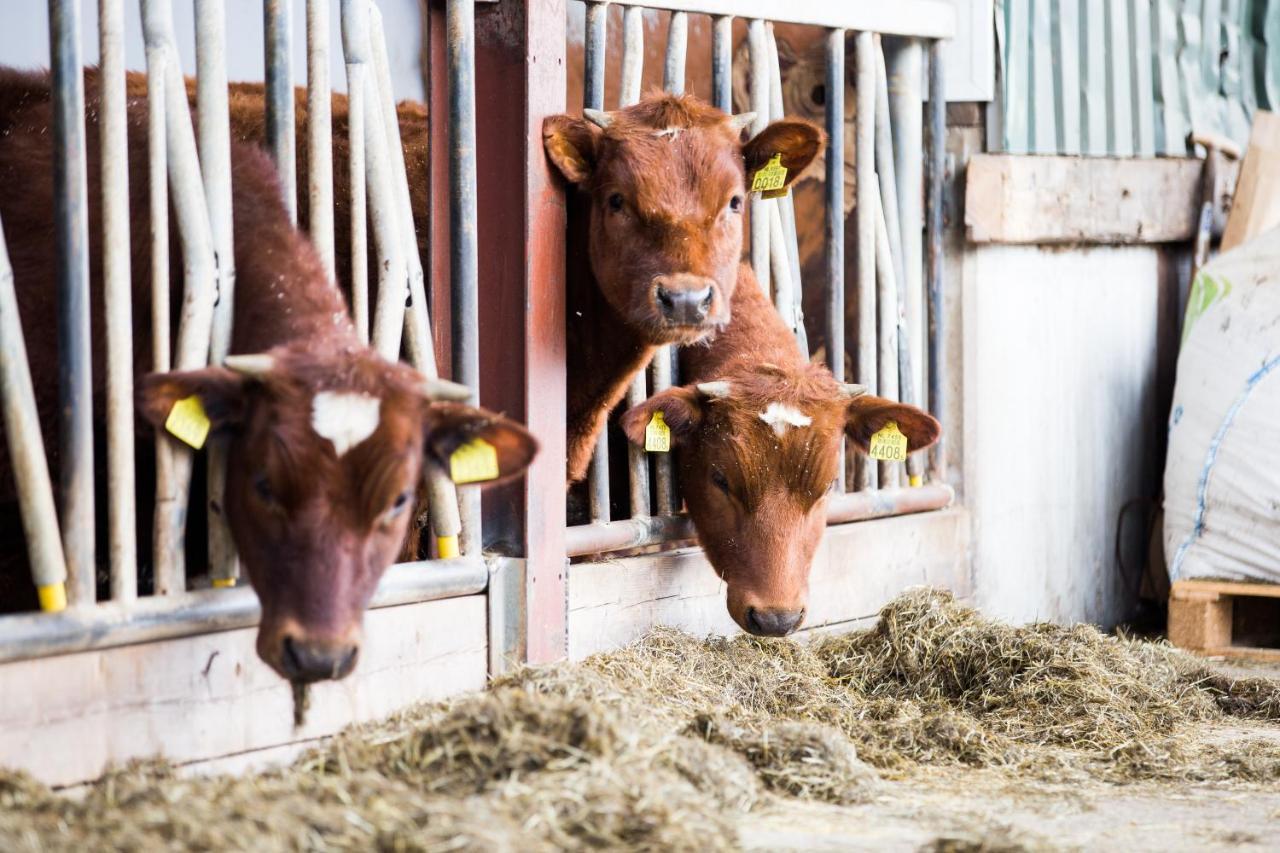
[543,94,822,344]
[139,345,537,683]
[622,363,939,637]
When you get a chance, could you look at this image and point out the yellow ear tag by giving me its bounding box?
[868,421,908,462]
[750,153,788,197]
[165,395,211,449]
[450,437,499,484]
[645,411,671,453]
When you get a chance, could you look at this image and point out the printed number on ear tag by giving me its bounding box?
[450,437,499,484]
[868,421,908,462]
[750,153,788,196]
[645,411,671,453]
[165,396,211,449]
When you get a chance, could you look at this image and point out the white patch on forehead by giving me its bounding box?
[758,402,812,436]
[311,391,381,457]
[654,126,683,140]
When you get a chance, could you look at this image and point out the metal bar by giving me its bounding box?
[146,36,172,593]
[873,183,900,489]
[50,0,95,606]
[99,0,136,602]
[591,0,957,38]
[664,11,688,94]
[566,484,954,557]
[747,19,770,293]
[0,217,69,611]
[873,37,906,302]
[448,0,482,554]
[486,557,525,676]
[887,38,923,413]
[0,558,491,666]
[711,15,732,112]
[767,23,805,319]
[264,0,298,222]
[825,27,846,493]
[583,0,611,525]
[307,0,336,277]
[341,0,370,344]
[926,39,946,484]
[853,31,876,491]
[196,0,239,588]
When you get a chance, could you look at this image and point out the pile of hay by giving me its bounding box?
[3,588,1278,851]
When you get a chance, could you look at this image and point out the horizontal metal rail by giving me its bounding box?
[0,558,490,666]
[600,0,956,39]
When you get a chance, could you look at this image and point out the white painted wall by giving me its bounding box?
[962,244,1165,628]
[0,0,427,101]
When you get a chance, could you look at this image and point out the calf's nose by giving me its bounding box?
[745,607,805,637]
[653,275,716,325]
[280,635,360,683]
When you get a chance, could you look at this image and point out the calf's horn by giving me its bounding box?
[695,381,732,399]
[729,112,756,132]
[223,353,276,377]
[839,383,869,398]
[583,108,613,129]
[421,377,474,402]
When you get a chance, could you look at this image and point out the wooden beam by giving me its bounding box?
[1221,111,1280,253]
[964,154,1215,245]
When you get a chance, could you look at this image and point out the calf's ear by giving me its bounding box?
[137,367,248,435]
[742,118,825,190]
[424,403,539,485]
[620,386,704,448]
[844,395,941,455]
[543,114,602,185]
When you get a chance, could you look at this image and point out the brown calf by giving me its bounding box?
[0,68,536,683]
[543,93,824,482]
[621,274,938,637]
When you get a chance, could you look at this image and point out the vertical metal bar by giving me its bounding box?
[926,40,946,485]
[196,0,239,588]
[711,15,732,112]
[146,36,172,593]
[873,185,899,489]
[341,0,369,344]
[664,11,688,94]
[50,0,96,606]
[853,31,877,492]
[583,0,610,524]
[767,23,806,356]
[99,0,136,601]
[825,27,846,493]
[0,217,69,611]
[620,4,649,519]
[264,0,298,222]
[448,0,482,553]
[748,19,770,294]
[307,0,336,277]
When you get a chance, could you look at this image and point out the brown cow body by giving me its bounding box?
[0,68,535,683]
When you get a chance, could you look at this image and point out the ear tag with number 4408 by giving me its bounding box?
[645,411,671,453]
[450,437,499,484]
[750,153,789,198]
[165,395,211,450]
[868,421,908,462]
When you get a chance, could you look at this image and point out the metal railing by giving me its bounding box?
[567,1,956,558]
[0,0,485,661]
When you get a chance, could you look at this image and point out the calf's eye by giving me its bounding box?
[728,195,743,213]
[253,473,275,505]
[711,469,731,496]
[607,192,625,212]
[389,491,411,515]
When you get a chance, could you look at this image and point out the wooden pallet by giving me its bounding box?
[1168,579,1280,662]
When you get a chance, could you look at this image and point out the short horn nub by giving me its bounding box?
[421,377,474,402]
[839,383,869,398]
[583,108,613,129]
[223,353,276,377]
[696,381,732,399]
[729,112,756,132]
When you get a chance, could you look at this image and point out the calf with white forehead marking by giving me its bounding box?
[623,276,940,637]
[311,390,382,457]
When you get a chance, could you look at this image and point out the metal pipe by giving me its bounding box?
[926,40,946,484]
[307,0,336,278]
[568,0,956,38]
[766,23,805,329]
[620,5,645,106]
[711,15,732,112]
[146,38,172,593]
[769,204,801,348]
[447,0,482,554]
[340,1,369,344]
[0,558,491,666]
[824,482,953,525]
[50,0,95,606]
[664,11,688,94]
[853,31,876,491]
[99,0,136,601]
[825,27,846,493]
[873,38,906,305]
[583,0,611,525]
[0,217,68,612]
[196,0,239,588]
[874,185,900,489]
[747,19,770,294]
[264,0,297,223]
[887,38,924,407]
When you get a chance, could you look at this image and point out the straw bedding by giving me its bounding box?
[2,588,1278,851]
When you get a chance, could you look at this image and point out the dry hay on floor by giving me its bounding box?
[3,588,1280,851]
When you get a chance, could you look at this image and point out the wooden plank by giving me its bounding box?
[0,595,487,787]
[1221,111,1280,252]
[567,508,970,660]
[964,153,1207,244]
[1196,646,1280,663]
[1172,579,1280,600]
[1168,588,1233,650]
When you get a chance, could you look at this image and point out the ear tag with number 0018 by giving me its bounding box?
[645,411,671,452]
[868,420,908,462]
[750,153,788,196]
[165,395,211,449]
[450,437,499,484]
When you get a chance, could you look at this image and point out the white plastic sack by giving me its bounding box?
[1164,227,1280,582]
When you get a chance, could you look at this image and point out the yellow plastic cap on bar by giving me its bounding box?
[436,535,460,560]
[211,578,236,588]
[909,474,923,488]
[37,582,67,613]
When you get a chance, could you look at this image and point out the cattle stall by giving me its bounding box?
[0,0,966,785]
